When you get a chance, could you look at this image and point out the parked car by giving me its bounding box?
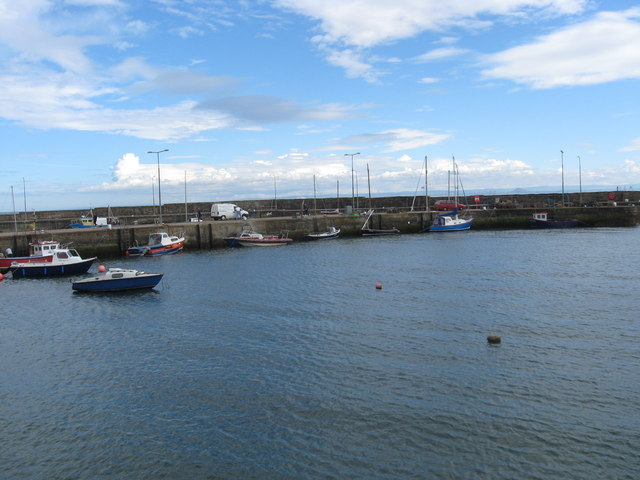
[434,200,466,211]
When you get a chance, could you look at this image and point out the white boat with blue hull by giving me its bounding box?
[429,209,473,232]
[9,246,96,278]
[72,268,163,292]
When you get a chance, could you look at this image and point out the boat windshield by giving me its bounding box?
[149,234,163,244]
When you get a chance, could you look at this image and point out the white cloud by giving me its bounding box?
[86,152,236,191]
[412,47,469,63]
[619,137,640,152]
[323,48,380,82]
[482,8,640,88]
[0,0,131,74]
[0,66,231,139]
[274,0,587,81]
[275,0,587,48]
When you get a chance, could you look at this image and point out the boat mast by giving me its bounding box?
[184,170,188,222]
[578,155,582,205]
[313,174,317,215]
[561,149,565,207]
[452,156,458,204]
[425,155,429,213]
[11,185,17,232]
[367,163,372,210]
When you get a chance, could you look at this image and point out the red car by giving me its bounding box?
[434,200,466,211]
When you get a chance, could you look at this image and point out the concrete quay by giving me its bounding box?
[0,206,636,258]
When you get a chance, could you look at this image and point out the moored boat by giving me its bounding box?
[9,247,96,278]
[360,209,400,236]
[429,209,473,232]
[224,228,292,247]
[0,240,64,272]
[66,207,120,229]
[125,232,185,256]
[72,268,163,292]
[306,226,340,240]
[530,212,578,228]
[428,157,473,232]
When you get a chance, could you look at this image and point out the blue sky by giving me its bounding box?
[1,0,640,211]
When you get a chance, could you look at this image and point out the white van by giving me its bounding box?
[211,203,249,220]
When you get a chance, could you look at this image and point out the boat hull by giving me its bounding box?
[145,242,184,255]
[0,255,53,271]
[429,223,472,232]
[10,258,96,278]
[306,229,340,240]
[429,212,473,232]
[72,273,163,292]
[530,219,578,228]
[361,228,400,236]
[125,240,184,256]
[235,238,292,247]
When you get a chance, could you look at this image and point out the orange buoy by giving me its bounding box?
[98,265,106,273]
[375,283,382,290]
[0,272,4,281]
[487,335,501,344]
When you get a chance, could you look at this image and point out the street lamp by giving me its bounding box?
[344,152,360,209]
[148,149,169,223]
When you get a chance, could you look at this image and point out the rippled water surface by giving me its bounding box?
[2,228,639,479]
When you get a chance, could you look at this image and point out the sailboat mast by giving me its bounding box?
[313,174,317,214]
[425,155,429,212]
[561,149,565,207]
[184,171,188,222]
[367,163,372,210]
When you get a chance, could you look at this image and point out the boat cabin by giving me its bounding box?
[148,232,180,245]
[532,212,549,222]
[29,241,63,256]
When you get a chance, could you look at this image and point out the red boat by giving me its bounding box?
[0,241,62,271]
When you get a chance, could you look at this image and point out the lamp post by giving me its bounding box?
[148,149,169,223]
[345,152,360,209]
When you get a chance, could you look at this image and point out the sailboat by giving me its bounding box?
[429,157,473,232]
[361,164,400,236]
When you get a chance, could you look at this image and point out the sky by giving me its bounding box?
[1,0,640,212]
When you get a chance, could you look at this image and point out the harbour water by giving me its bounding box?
[1,228,638,479]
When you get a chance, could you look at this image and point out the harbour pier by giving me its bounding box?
[0,204,636,258]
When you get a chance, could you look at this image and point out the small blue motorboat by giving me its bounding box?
[72,268,163,292]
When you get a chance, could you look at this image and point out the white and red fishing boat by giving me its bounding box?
[8,243,96,278]
[0,240,66,272]
[125,232,185,256]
